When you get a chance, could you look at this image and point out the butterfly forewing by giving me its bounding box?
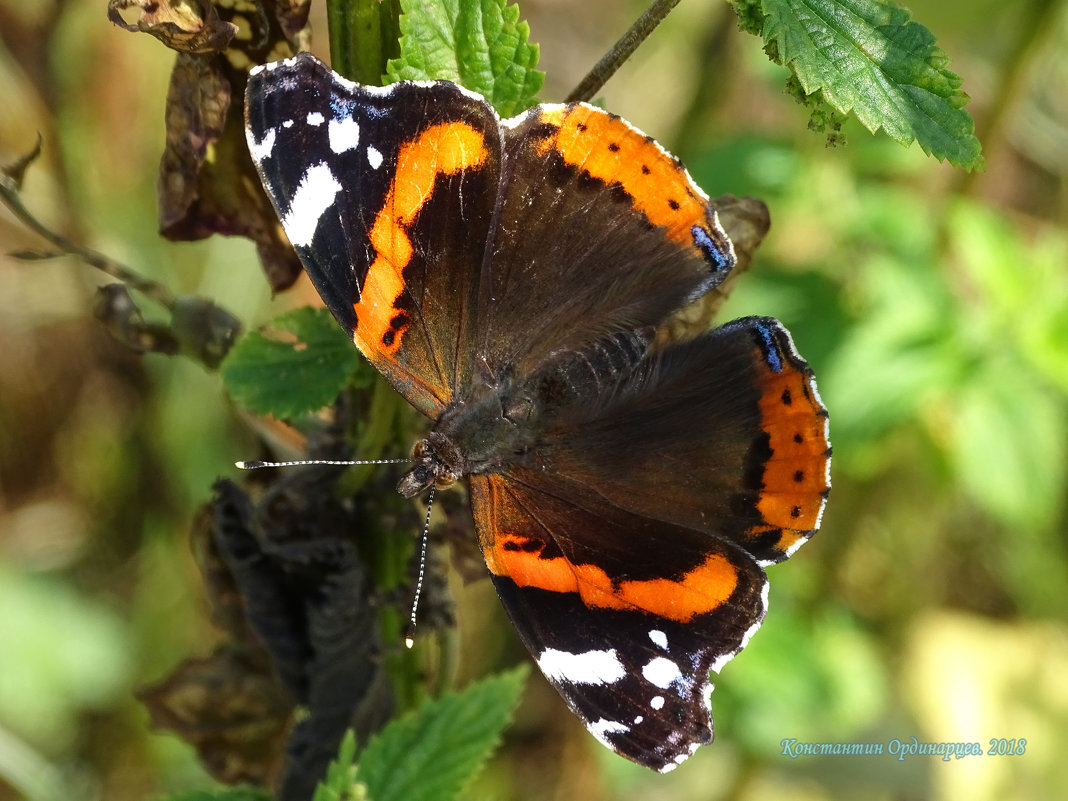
[245,53,502,416]
[479,104,736,377]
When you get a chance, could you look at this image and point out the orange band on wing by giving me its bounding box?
[353,122,489,356]
[484,532,738,623]
[534,106,707,250]
[751,362,830,534]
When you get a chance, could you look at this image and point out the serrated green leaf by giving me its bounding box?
[313,731,366,801]
[221,306,368,419]
[355,666,529,801]
[756,0,983,169]
[385,0,544,115]
[157,787,273,801]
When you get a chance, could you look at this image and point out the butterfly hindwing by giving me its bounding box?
[464,316,828,767]
[469,471,768,772]
[245,53,502,416]
[533,317,831,564]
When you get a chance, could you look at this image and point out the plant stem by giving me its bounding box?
[328,0,402,83]
[565,0,682,102]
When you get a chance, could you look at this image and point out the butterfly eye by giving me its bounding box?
[434,473,459,489]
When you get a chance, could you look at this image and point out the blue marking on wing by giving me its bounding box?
[753,321,783,373]
[690,225,731,273]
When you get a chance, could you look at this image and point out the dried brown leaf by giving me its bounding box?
[112,1,312,291]
[158,52,304,290]
[93,284,181,356]
[138,649,292,786]
[107,0,237,54]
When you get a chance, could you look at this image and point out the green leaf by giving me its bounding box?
[385,0,544,115]
[157,788,273,801]
[221,306,369,419]
[313,731,366,801]
[355,666,529,801]
[0,566,132,747]
[951,361,1066,531]
[751,0,983,169]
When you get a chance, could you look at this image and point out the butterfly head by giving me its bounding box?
[396,433,463,498]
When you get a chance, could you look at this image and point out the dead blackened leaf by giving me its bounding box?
[110,1,311,291]
[136,490,293,787]
[107,0,237,53]
[209,472,399,800]
[149,460,404,798]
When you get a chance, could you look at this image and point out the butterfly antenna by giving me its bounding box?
[404,486,435,649]
[236,458,410,469]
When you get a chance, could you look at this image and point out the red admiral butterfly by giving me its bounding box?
[244,52,830,772]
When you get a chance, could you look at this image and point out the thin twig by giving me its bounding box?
[565,0,682,102]
[1,141,176,309]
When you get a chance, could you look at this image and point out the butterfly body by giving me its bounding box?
[397,326,653,497]
[245,52,830,772]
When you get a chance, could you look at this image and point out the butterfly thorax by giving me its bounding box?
[396,329,653,499]
[396,379,539,498]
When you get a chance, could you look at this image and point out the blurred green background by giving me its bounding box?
[1,1,1066,800]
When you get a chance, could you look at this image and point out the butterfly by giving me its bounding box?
[244,52,830,772]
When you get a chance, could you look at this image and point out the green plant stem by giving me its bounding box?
[565,0,681,102]
[342,376,428,712]
[335,377,407,495]
[328,0,402,83]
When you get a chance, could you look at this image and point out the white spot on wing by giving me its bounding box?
[306,111,325,126]
[650,695,665,710]
[366,145,383,169]
[642,657,683,689]
[538,648,626,686]
[329,117,360,153]
[281,162,341,247]
[247,127,276,162]
[588,718,629,749]
[649,629,668,650]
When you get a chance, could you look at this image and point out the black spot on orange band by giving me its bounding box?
[532,106,714,255]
